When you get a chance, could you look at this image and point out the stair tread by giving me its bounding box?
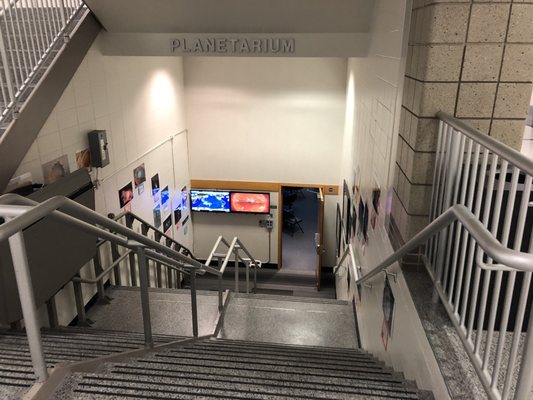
[74,373,420,400]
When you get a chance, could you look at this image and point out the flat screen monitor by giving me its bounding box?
[191,190,230,213]
[230,192,270,214]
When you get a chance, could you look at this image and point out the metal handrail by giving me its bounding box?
[357,205,533,287]
[0,0,85,125]
[437,112,533,177]
[205,235,262,301]
[0,193,208,382]
[0,193,263,383]
[355,204,533,400]
[111,210,196,259]
[72,250,191,285]
[0,194,204,269]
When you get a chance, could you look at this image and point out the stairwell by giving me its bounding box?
[0,3,101,192]
[0,285,434,399]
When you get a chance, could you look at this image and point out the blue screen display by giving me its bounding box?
[191,190,230,212]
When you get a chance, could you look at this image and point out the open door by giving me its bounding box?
[315,188,325,290]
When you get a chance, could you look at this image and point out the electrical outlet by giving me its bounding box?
[266,219,273,229]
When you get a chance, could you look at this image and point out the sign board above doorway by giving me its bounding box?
[99,32,371,57]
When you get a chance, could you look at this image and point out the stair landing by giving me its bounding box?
[217,293,359,348]
[85,286,221,337]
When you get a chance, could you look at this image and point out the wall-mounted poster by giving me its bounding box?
[151,173,160,200]
[182,215,190,235]
[75,149,91,169]
[335,204,342,257]
[153,204,162,228]
[118,182,134,210]
[42,155,70,185]
[351,204,357,240]
[133,163,146,187]
[381,276,395,351]
[181,186,188,211]
[163,215,172,233]
[161,186,170,213]
[372,187,381,214]
[174,206,182,228]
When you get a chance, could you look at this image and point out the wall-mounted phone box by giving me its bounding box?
[88,130,110,168]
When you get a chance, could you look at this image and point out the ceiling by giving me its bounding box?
[84,0,375,34]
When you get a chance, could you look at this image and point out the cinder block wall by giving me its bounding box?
[392,0,533,241]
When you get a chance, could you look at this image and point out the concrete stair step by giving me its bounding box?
[109,365,418,395]
[126,357,401,383]
[163,348,387,372]
[233,292,348,305]
[73,373,419,400]
[180,343,379,366]
[194,339,370,360]
[209,337,364,356]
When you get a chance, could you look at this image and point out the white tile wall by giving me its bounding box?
[12,34,191,326]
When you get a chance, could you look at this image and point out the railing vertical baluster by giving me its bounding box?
[154,232,162,288]
[7,226,48,382]
[166,238,173,288]
[453,142,481,315]
[0,19,16,105]
[514,304,533,400]
[245,260,250,294]
[5,1,22,89]
[134,245,153,348]
[12,1,30,79]
[110,241,121,286]
[435,126,460,284]
[429,121,445,225]
[253,261,257,293]
[124,214,137,286]
[443,135,467,293]
[45,297,58,328]
[491,168,528,389]
[234,246,239,293]
[92,246,106,302]
[58,0,66,27]
[464,148,490,336]
[217,256,223,311]
[72,274,88,326]
[482,160,511,369]
[190,270,198,337]
[21,0,38,67]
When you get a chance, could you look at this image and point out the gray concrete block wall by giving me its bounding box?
[393,0,533,241]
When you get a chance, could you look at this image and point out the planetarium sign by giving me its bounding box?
[171,37,295,55]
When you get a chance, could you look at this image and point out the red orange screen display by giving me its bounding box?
[230,192,270,213]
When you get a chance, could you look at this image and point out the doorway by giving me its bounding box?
[280,186,324,288]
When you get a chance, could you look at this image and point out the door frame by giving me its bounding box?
[278,184,325,276]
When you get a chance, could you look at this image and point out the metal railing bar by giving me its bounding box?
[446,135,469,296]
[112,210,196,259]
[437,111,533,177]
[72,251,130,284]
[464,148,490,336]
[483,162,515,369]
[454,142,481,316]
[430,275,506,400]
[0,194,205,270]
[356,204,533,287]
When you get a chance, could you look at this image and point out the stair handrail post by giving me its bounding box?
[435,126,461,283]
[234,244,240,293]
[130,242,153,348]
[125,214,137,286]
[217,256,223,311]
[72,273,89,326]
[107,213,122,285]
[0,20,16,106]
[6,220,48,382]
[58,0,67,26]
[189,268,199,337]
[515,305,533,400]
